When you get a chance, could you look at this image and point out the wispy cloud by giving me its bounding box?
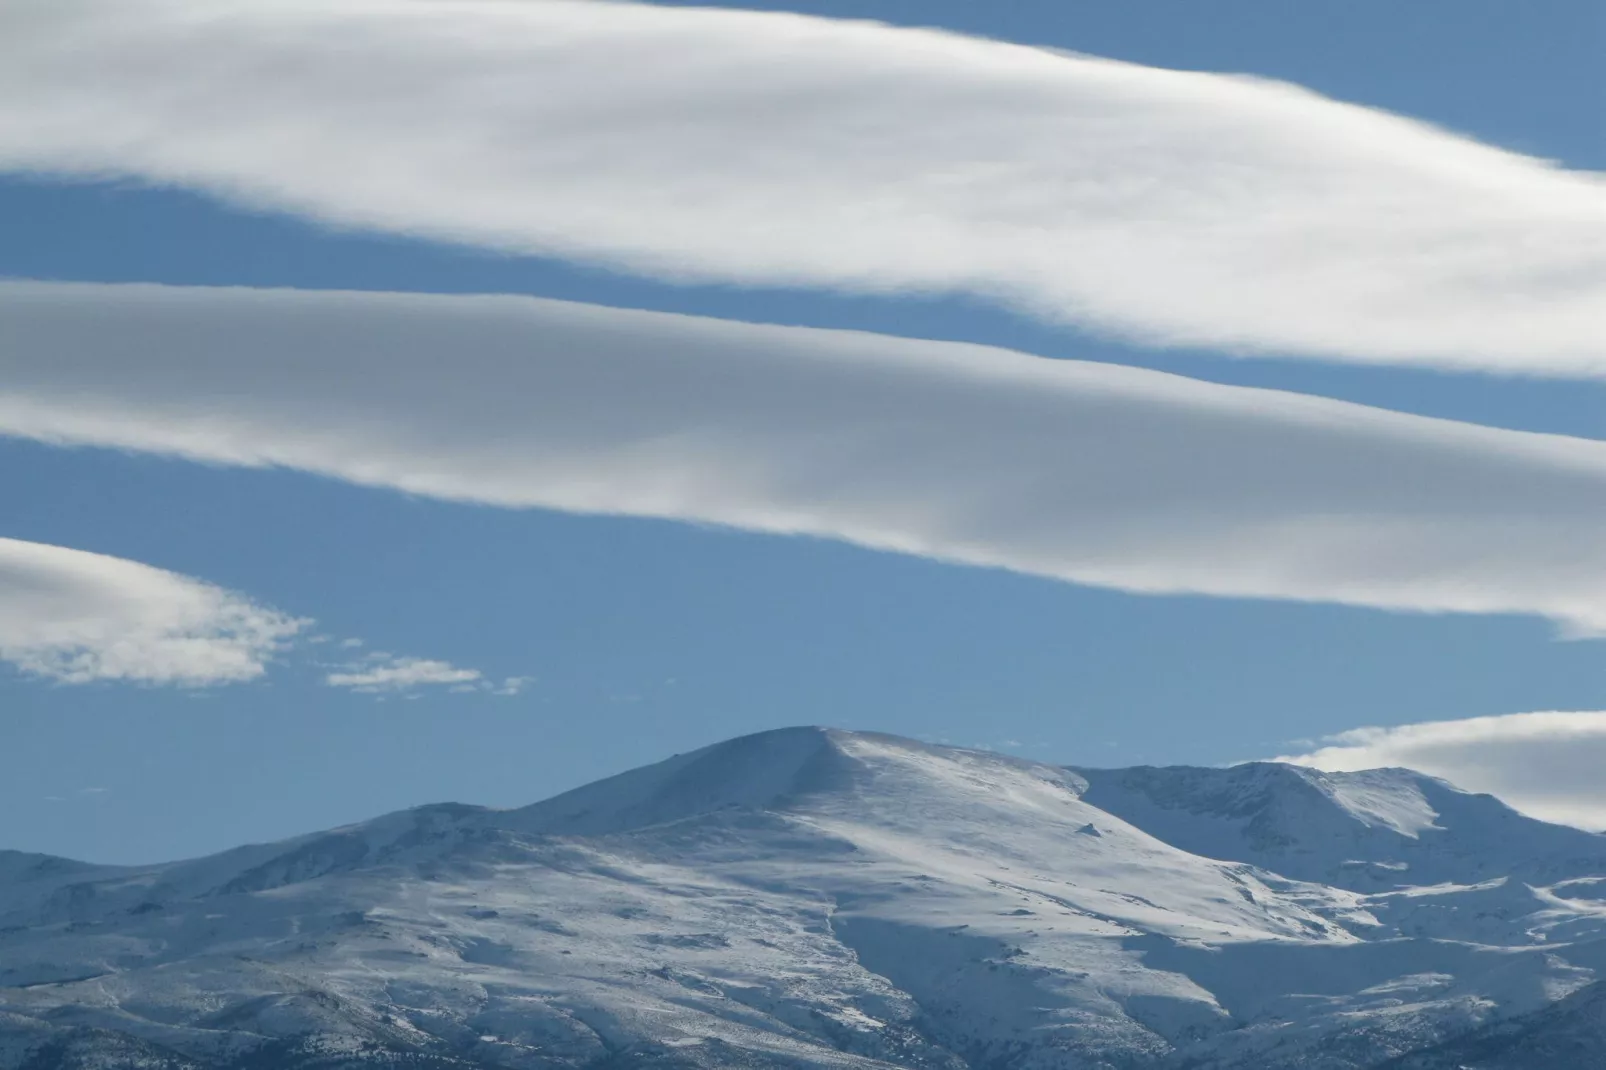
[493,675,535,697]
[0,535,304,686]
[325,653,531,697]
[0,535,496,694]
[2,1,1602,371]
[1279,712,1606,831]
[7,281,1606,630]
[325,655,483,694]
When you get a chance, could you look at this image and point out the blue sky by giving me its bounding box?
[3,0,1605,863]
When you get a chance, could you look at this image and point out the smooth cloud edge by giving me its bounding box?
[2,0,1604,372]
[6,280,1606,634]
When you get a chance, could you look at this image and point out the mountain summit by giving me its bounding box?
[4,728,1605,1069]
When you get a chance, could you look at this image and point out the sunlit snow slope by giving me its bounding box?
[4,728,1606,1069]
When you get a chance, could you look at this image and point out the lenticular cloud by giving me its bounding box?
[2,1,1604,372]
[6,280,1606,632]
[0,536,305,686]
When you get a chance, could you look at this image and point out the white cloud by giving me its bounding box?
[0,536,305,685]
[1280,712,1606,830]
[3,2,1604,372]
[323,654,529,697]
[493,676,536,697]
[326,655,483,694]
[7,281,1606,629]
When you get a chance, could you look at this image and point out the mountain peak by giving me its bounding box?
[9,728,1606,1070]
[1074,759,1606,888]
[505,726,856,836]
[501,726,1093,837]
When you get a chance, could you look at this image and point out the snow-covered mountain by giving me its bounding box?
[4,728,1605,1069]
[1073,761,1606,890]
[1381,978,1606,1069]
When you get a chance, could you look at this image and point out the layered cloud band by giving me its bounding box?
[5,280,1606,631]
[2,1,1604,370]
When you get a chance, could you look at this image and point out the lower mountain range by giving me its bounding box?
[4,727,1604,1069]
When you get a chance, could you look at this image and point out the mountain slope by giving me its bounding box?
[1074,761,1606,890]
[3,728,1606,1069]
[1381,979,1606,1069]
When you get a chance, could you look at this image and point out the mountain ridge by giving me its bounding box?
[4,726,1604,1069]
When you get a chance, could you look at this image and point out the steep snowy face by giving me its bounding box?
[3,728,1606,1070]
[1074,761,1606,890]
[1301,766,1442,837]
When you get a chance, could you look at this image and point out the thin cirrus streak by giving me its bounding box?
[0,535,305,686]
[5,280,1606,631]
[2,2,1604,372]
